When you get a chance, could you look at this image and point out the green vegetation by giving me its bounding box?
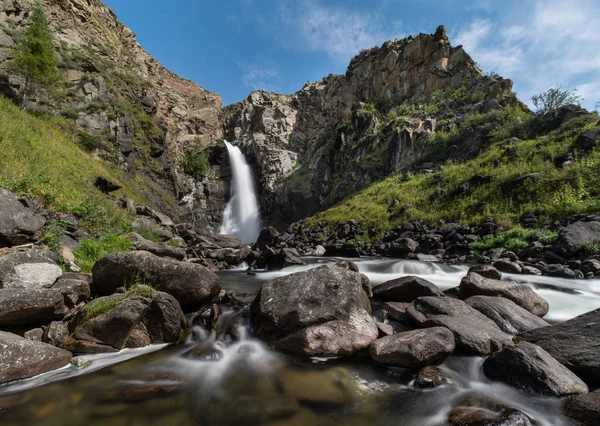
[470,226,558,252]
[10,6,58,106]
[183,144,210,178]
[531,86,582,115]
[40,221,66,251]
[309,110,600,230]
[74,234,134,273]
[85,294,125,320]
[584,242,600,256]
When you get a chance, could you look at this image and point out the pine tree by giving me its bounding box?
[11,5,58,108]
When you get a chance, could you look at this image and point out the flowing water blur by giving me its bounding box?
[2,258,599,425]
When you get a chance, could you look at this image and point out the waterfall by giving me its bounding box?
[219,141,261,244]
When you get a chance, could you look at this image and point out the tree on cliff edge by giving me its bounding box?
[11,5,58,108]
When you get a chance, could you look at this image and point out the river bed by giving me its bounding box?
[1,258,599,425]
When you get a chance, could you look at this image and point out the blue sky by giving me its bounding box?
[103,0,599,110]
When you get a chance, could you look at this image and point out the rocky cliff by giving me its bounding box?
[0,0,223,219]
[223,26,522,229]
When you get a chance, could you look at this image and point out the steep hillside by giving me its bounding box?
[223,26,522,228]
[0,0,223,220]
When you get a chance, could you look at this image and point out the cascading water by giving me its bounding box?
[219,141,261,244]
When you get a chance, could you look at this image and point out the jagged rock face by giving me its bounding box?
[0,0,223,218]
[224,26,521,228]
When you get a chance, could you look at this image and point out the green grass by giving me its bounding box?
[584,243,600,256]
[470,226,558,252]
[309,114,600,230]
[85,294,125,320]
[74,234,134,273]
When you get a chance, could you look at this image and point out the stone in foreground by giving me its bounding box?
[460,273,549,317]
[369,327,455,368]
[465,296,549,335]
[0,288,66,326]
[0,331,72,385]
[91,251,220,311]
[518,307,600,388]
[407,296,512,355]
[563,390,600,426]
[251,262,376,357]
[373,276,442,302]
[483,342,588,397]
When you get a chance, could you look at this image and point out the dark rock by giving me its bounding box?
[468,265,502,280]
[407,296,512,355]
[552,221,600,258]
[373,276,443,302]
[51,274,91,308]
[383,301,411,320]
[465,296,549,335]
[94,176,122,193]
[0,288,66,326]
[214,234,241,249]
[574,128,600,150]
[493,259,522,274]
[143,292,189,343]
[369,327,455,368]
[42,321,69,347]
[413,366,455,389]
[376,321,394,336]
[251,262,376,357]
[563,390,600,426]
[125,233,186,260]
[0,331,72,385]
[390,238,419,256]
[91,251,220,311]
[501,173,541,192]
[0,189,46,246]
[267,248,304,270]
[483,342,588,396]
[449,395,533,426]
[24,328,44,341]
[256,227,279,250]
[518,308,600,388]
[459,273,549,317]
[543,264,576,278]
[521,266,542,276]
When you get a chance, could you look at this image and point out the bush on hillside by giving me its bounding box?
[531,86,582,116]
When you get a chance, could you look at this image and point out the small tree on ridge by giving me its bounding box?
[531,86,583,115]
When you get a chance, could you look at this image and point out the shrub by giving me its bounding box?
[531,86,583,115]
[183,149,210,178]
[470,226,558,252]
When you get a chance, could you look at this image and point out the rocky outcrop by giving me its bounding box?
[223,26,521,228]
[251,262,377,357]
[483,342,588,397]
[0,0,223,220]
[91,251,221,311]
[0,331,72,384]
[0,189,46,246]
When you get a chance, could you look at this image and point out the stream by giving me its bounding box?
[1,258,599,425]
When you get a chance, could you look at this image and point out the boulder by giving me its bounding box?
[91,251,220,311]
[501,173,541,192]
[552,221,600,258]
[267,248,304,270]
[369,327,455,368]
[0,189,46,245]
[448,395,533,426]
[518,308,600,388]
[0,288,66,326]
[43,321,69,347]
[51,273,92,308]
[406,296,512,355]
[390,238,419,256]
[459,273,549,317]
[0,250,58,287]
[251,262,376,357]
[492,259,522,274]
[465,296,549,335]
[574,128,600,150]
[373,276,443,302]
[413,366,455,389]
[0,331,72,384]
[483,342,588,397]
[69,289,188,353]
[125,232,186,260]
[2,262,63,289]
[467,265,502,280]
[563,390,600,426]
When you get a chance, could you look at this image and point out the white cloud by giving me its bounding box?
[277,0,403,61]
[239,60,280,92]
[453,0,600,110]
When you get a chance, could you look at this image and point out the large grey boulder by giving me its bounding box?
[3,263,63,289]
[552,221,600,258]
[369,327,455,368]
[0,189,46,245]
[0,288,66,326]
[251,262,376,357]
[124,232,186,260]
[0,250,58,288]
[518,308,600,388]
[0,331,72,384]
[373,276,442,302]
[51,273,92,308]
[564,390,600,426]
[407,296,512,355]
[69,289,188,353]
[483,342,588,397]
[460,273,549,317]
[465,296,549,335]
[91,251,220,311]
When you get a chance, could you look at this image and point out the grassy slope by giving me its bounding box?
[309,110,600,230]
